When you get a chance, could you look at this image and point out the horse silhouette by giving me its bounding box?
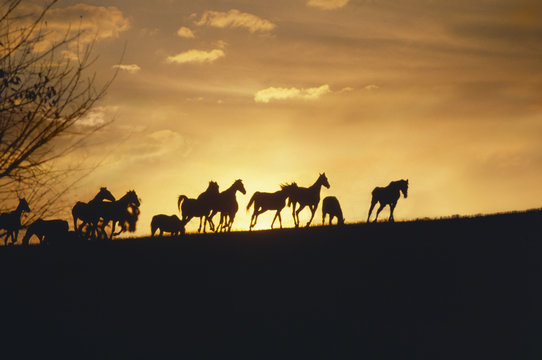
[289,173,330,228]
[367,179,409,222]
[0,198,30,245]
[151,214,185,237]
[72,187,116,238]
[209,179,246,232]
[322,196,345,226]
[246,183,298,230]
[92,190,140,240]
[177,181,219,233]
[22,219,69,246]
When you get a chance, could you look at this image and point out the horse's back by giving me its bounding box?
[152,214,183,232]
[323,196,341,214]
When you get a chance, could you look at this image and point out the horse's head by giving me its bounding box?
[18,198,30,213]
[319,173,330,189]
[234,179,246,195]
[125,190,141,207]
[400,179,409,198]
[207,181,220,194]
[98,187,116,202]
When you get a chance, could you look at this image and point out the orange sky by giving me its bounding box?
[38,0,542,235]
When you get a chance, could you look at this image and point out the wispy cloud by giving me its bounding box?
[307,0,350,10]
[365,84,379,90]
[254,85,331,103]
[32,4,130,52]
[177,26,195,38]
[195,9,276,33]
[113,64,141,74]
[166,49,225,64]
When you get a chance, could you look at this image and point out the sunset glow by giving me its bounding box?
[39,0,542,235]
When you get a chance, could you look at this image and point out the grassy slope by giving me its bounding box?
[1,210,541,359]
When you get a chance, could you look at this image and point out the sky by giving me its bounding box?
[32,0,542,235]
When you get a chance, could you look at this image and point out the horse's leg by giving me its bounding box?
[292,202,298,228]
[228,213,235,232]
[374,203,385,222]
[389,202,396,222]
[368,198,377,222]
[198,216,203,233]
[271,211,279,229]
[250,210,258,230]
[322,211,326,225]
[329,215,333,226]
[110,221,116,240]
[277,211,283,229]
[207,211,217,232]
[13,229,19,245]
[295,205,306,228]
[306,205,317,227]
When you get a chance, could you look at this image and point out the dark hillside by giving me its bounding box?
[1,210,541,359]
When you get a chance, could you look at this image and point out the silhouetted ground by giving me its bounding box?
[1,210,541,359]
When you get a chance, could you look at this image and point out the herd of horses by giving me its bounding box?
[0,173,409,245]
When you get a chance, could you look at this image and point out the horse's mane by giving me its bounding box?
[280,182,298,190]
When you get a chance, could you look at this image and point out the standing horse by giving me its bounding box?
[21,219,69,246]
[72,187,116,233]
[246,183,298,230]
[322,196,345,226]
[151,214,185,237]
[93,190,141,240]
[177,181,219,233]
[289,173,330,228]
[209,179,246,232]
[367,179,409,222]
[0,198,30,245]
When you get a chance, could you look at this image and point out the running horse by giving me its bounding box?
[367,179,409,222]
[72,187,116,235]
[289,173,330,228]
[0,198,30,245]
[93,190,141,240]
[246,183,298,230]
[209,179,246,232]
[177,181,219,233]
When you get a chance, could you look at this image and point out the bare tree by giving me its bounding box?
[0,0,117,221]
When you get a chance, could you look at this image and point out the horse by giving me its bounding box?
[367,179,409,222]
[21,219,69,246]
[177,181,220,233]
[92,190,141,240]
[246,183,298,230]
[209,179,246,232]
[289,173,330,228]
[72,187,116,235]
[0,198,30,245]
[151,214,185,237]
[322,196,345,226]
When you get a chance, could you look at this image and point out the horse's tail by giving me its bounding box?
[177,195,188,211]
[246,193,256,212]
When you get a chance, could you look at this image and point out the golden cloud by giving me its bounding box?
[177,26,195,38]
[112,64,141,74]
[166,49,225,64]
[254,84,331,103]
[32,4,130,52]
[307,0,350,10]
[195,9,276,33]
